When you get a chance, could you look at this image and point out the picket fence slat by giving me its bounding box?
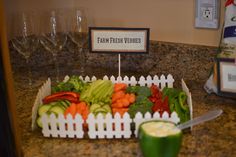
[33,74,191,139]
[122,113,132,138]
[97,114,106,138]
[41,113,84,138]
[58,114,67,138]
[87,114,96,139]
[86,112,133,139]
[105,114,114,139]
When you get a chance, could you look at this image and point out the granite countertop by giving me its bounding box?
[13,66,236,157]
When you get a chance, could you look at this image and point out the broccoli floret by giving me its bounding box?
[126,86,151,97]
[137,86,151,97]
[52,82,74,93]
[67,75,85,93]
[126,86,153,118]
[128,100,153,118]
[51,75,88,93]
[126,86,140,94]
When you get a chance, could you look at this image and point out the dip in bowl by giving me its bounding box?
[138,120,182,157]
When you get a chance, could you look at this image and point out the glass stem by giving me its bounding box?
[53,55,60,82]
[26,58,32,86]
[79,47,85,76]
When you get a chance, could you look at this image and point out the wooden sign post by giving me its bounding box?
[89,27,150,77]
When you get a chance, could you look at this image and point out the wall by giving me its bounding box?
[74,0,226,46]
[5,0,226,46]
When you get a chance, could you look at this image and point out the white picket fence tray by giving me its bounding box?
[31,74,192,139]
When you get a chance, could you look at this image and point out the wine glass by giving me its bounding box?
[11,11,39,88]
[67,8,88,76]
[40,9,67,82]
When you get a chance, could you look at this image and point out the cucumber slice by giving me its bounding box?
[99,102,105,106]
[90,104,101,112]
[58,101,68,109]
[94,108,107,113]
[49,105,65,116]
[103,105,111,113]
[38,105,52,116]
[37,116,42,128]
[63,100,71,107]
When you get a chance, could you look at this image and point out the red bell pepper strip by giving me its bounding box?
[149,84,171,116]
[43,91,80,104]
[44,91,79,99]
[43,96,79,104]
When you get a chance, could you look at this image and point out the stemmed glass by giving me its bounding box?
[11,11,39,88]
[67,8,88,76]
[40,9,67,82]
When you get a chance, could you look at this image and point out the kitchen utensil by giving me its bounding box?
[177,109,223,130]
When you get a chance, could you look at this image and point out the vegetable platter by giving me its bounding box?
[31,74,192,139]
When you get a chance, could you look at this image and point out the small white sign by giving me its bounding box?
[220,62,236,93]
[89,27,149,53]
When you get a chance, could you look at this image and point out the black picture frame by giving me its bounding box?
[88,27,150,54]
[217,58,236,98]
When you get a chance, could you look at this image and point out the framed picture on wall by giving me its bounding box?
[217,58,236,98]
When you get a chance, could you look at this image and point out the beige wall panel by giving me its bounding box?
[5,0,226,46]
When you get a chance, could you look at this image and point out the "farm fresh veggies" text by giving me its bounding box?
[97,37,141,44]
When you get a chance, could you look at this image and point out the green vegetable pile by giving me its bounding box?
[80,79,113,106]
[80,79,113,116]
[162,87,190,123]
[52,75,88,93]
[126,86,153,118]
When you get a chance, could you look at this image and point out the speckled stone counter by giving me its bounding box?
[10,41,236,157]
[9,40,218,84]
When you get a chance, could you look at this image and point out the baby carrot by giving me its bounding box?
[82,105,89,120]
[112,102,123,108]
[112,91,125,103]
[114,83,127,92]
[124,93,130,100]
[120,108,129,114]
[117,98,130,107]
[128,93,136,104]
[64,107,70,118]
[76,102,86,111]
[69,103,77,118]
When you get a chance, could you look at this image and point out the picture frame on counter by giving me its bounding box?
[89,27,149,54]
[217,58,236,98]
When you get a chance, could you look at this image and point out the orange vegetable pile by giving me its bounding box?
[111,83,136,117]
[64,102,89,121]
